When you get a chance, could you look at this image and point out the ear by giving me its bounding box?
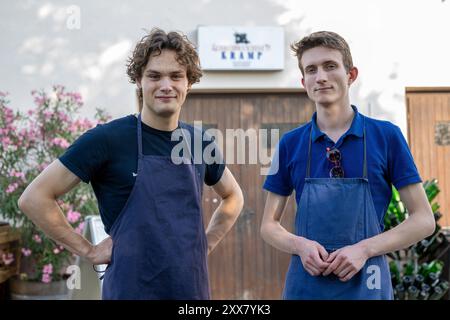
[301,78,305,88]
[348,67,358,85]
[136,77,142,89]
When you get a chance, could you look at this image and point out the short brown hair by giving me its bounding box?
[291,31,353,75]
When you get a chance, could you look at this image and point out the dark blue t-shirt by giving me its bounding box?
[263,105,421,231]
[59,114,225,234]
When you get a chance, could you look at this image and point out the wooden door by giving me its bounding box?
[406,88,450,227]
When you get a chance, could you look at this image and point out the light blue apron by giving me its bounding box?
[283,124,393,299]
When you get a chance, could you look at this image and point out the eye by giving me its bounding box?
[305,67,316,74]
[147,74,160,80]
[325,64,337,70]
[171,74,184,80]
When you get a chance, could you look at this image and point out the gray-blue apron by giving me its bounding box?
[102,115,210,299]
[283,124,393,299]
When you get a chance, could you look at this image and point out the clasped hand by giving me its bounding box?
[297,238,369,281]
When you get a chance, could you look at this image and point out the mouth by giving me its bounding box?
[156,96,176,101]
[314,87,333,92]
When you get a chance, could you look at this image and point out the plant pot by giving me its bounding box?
[9,277,69,300]
[0,222,21,284]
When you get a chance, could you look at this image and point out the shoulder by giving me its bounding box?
[91,114,136,141]
[362,114,401,135]
[280,122,311,147]
[179,121,202,136]
[101,114,136,131]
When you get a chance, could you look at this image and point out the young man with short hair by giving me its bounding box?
[261,31,435,299]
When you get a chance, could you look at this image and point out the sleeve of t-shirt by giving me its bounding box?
[59,125,109,183]
[203,132,225,186]
[263,136,294,196]
[387,125,422,190]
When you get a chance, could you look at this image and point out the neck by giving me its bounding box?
[140,107,179,131]
[316,102,354,133]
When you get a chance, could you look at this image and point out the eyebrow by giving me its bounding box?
[305,60,339,69]
[305,60,338,68]
[145,69,185,74]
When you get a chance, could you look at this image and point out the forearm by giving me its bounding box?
[205,193,243,254]
[360,211,435,258]
[18,191,93,258]
[260,221,302,255]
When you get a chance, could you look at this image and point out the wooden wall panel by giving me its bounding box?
[407,90,450,227]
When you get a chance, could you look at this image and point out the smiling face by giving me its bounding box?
[137,49,190,119]
[300,46,357,108]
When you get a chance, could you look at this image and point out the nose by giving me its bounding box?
[315,67,328,84]
[159,77,173,93]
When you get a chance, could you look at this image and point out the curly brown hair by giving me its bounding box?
[291,31,353,75]
[127,28,202,85]
[127,28,202,110]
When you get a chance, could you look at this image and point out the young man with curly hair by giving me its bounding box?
[261,31,435,299]
[19,28,243,300]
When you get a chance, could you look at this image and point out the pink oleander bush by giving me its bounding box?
[0,85,110,282]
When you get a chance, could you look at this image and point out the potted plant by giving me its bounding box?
[385,179,450,300]
[0,86,110,299]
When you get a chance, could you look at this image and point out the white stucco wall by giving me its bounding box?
[1,0,450,136]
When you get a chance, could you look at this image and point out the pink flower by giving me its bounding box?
[60,138,70,148]
[34,96,47,107]
[10,169,25,179]
[42,110,52,120]
[57,111,69,122]
[51,137,70,148]
[38,162,49,171]
[67,210,81,223]
[32,234,42,243]
[68,123,79,133]
[6,183,19,194]
[82,118,94,129]
[75,222,85,235]
[42,263,53,274]
[53,248,60,254]
[41,273,52,283]
[66,92,83,106]
[1,253,14,266]
[21,248,32,257]
[2,136,12,148]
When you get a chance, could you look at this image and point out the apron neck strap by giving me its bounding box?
[137,113,143,158]
[306,118,368,179]
[180,123,194,164]
[363,125,367,179]
[306,127,313,178]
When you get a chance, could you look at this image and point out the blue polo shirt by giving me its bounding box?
[263,105,421,230]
